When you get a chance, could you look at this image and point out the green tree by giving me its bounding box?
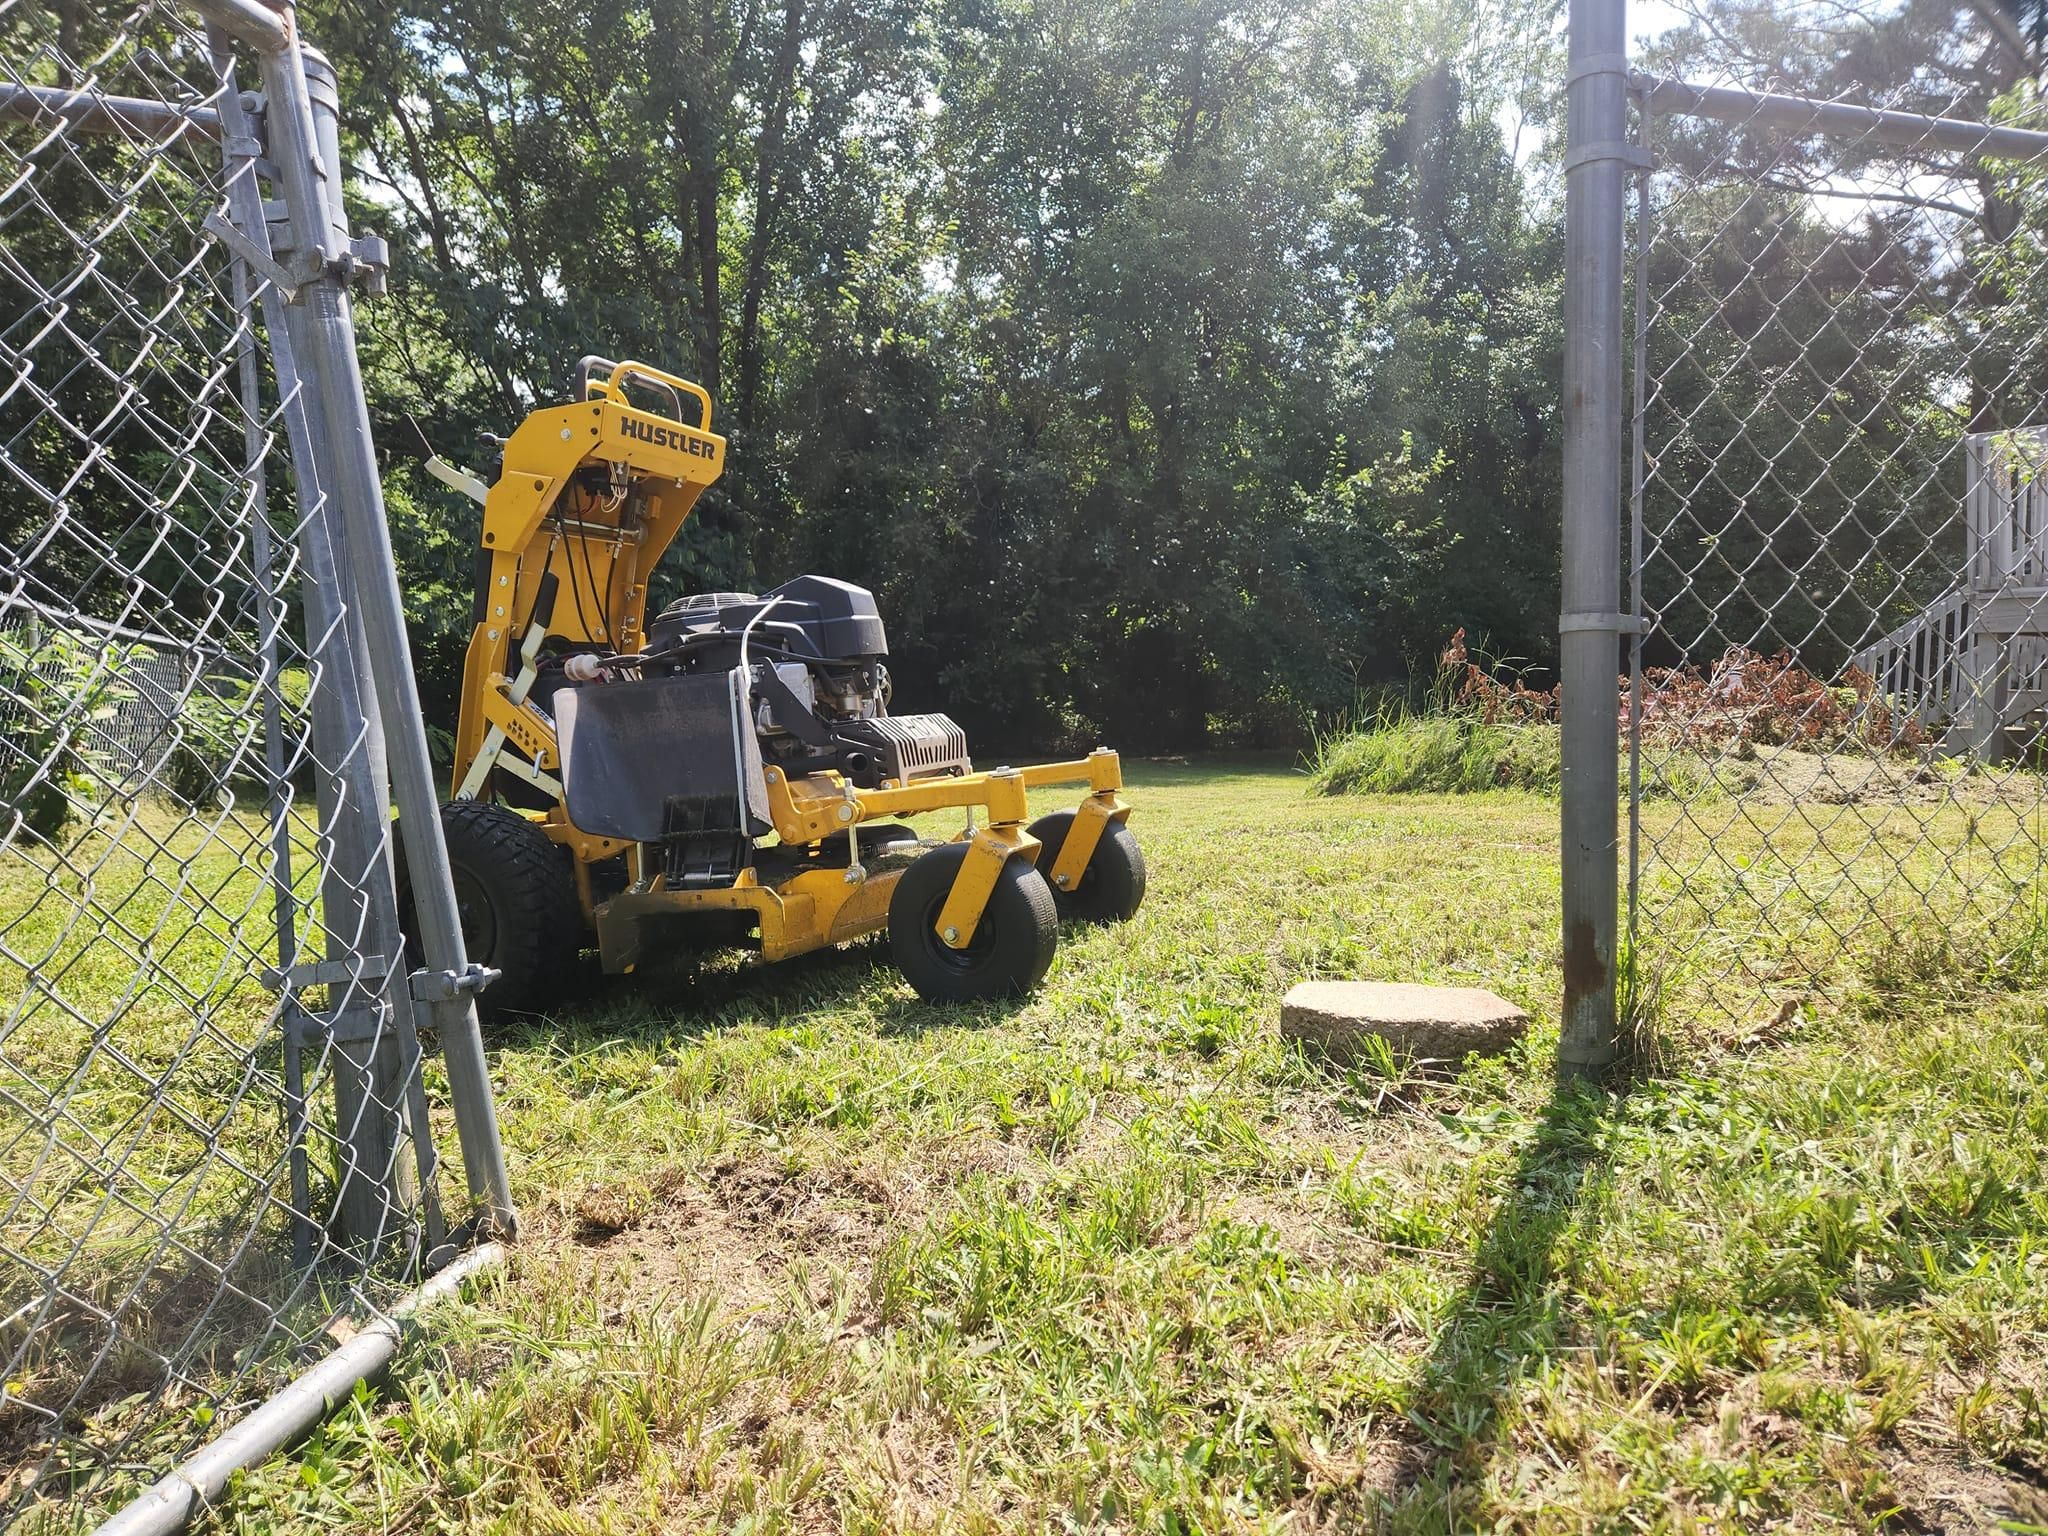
[305,0,1569,746]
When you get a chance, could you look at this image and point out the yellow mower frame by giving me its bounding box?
[445,358,1131,977]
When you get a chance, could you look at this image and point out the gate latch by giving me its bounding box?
[408,963,501,1004]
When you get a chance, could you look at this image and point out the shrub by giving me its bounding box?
[1436,626,1918,756]
[0,628,139,840]
[1308,630,1920,799]
[1638,648,1920,754]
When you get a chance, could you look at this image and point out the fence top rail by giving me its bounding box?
[0,83,223,141]
[1632,72,2048,162]
[0,598,244,653]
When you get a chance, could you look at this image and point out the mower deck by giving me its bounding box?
[584,749,1129,972]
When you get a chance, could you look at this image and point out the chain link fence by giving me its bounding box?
[0,4,510,1529]
[0,621,252,795]
[1623,74,2048,1017]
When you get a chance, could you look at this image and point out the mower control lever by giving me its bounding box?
[453,571,561,802]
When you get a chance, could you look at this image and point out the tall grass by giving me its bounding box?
[1307,707,1561,795]
[1308,631,1562,796]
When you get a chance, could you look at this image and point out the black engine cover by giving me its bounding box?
[649,574,887,663]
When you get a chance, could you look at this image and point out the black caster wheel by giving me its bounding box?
[1027,811,1146,923]
[888,842,1058,1002]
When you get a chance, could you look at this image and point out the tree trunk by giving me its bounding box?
[738,0,808,431]
[694,0,724,398]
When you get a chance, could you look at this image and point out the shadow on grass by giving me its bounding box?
[1389,1074,1621,1526]
[490,931,1035,1054]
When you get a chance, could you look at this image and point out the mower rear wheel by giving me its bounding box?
[889,843,1057,1003]
[1028,811,1147,923]
[398,801,582,1017]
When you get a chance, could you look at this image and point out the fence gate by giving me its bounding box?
[0,4,512,1528]
[1621,75,2048,1021]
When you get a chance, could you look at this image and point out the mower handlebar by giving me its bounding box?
[573,355,714,432]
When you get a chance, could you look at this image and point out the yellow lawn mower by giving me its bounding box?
[415,356,1144,1012]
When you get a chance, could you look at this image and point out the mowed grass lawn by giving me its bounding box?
[158,759,2048,1532]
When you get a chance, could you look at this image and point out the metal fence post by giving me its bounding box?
[254,39,517,1234]
[1557,0,1629,1079]
[0,5,517,1514]
[210,52,418,1256]
[209,31,314,1262]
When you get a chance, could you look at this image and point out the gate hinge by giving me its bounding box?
[1561,140,1656,175]
[331,234,389,298]
[216,217,390,301]
[409,962,501,1004]
[1559,611,1650,635]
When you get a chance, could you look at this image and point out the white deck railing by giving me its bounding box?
[1847,428,2048,745]
[1967,426,2048,590]
[1850,590,2048,744]
[1849,586,1973,733]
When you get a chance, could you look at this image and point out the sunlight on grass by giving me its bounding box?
[9,760,2048,1531]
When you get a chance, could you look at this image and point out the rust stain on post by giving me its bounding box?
[1562,916,1607,1006]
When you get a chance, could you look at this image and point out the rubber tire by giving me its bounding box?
[1027,811,1147,923]
[888,843,1058,1004]
[398,801,582,1017]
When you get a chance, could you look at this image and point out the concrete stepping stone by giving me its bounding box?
[1280,980,1529,1067]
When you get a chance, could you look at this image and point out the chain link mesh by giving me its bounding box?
[1629,76,2048,1019]
[0,5,472,1526]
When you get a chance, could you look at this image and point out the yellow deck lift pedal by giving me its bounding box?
[422,356,1144,1009]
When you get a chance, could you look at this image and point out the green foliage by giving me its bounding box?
[303,0,1566,749]
[1629,2,2048,672]
[164,669,311,809]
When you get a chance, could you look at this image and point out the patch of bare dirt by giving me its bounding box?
[543,1151,914,1324]
[1888,1454,2048,1533]
[526,1150,986,1534]
[1717,746,2045,809]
